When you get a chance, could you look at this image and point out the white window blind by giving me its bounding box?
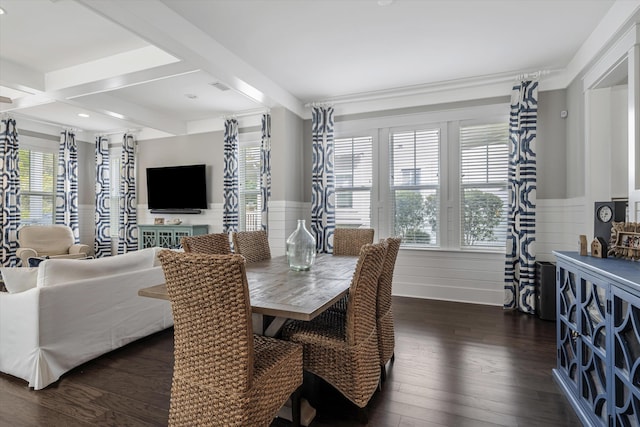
[18,148,56,226]
[334,136,372,228]
[460,122,509,247]
[239,145,262,231]
[391,128,440,246]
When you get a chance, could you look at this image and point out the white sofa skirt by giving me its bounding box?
[0,266,173,390]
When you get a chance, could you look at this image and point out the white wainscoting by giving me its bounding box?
[392,197,586,306]
[268,201,310,257]
[79,197,586,306]
[137,203,225,233]
[78,204,96,252]
[392,249,505,305]
[536,197,586,262]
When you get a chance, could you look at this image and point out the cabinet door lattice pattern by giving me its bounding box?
[141,230,158,249]
[157,230,175,249]
[558,269,579,390]
[612,287,640,426]
[173,231,191,248]
[580,280,609,424]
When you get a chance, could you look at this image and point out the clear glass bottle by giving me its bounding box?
[286,219,316,271]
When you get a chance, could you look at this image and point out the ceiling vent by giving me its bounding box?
[209,82,230,92]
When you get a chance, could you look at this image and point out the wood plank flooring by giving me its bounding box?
[0,297,581,426]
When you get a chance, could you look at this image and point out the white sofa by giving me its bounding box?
[0,247,173,390]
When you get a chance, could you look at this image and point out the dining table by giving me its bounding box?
[138,253,359,336]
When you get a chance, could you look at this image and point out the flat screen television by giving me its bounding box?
[146,164,207,213]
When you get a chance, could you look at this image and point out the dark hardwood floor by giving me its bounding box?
[0,297,581,426]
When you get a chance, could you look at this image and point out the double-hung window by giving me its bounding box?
[334,136,373,228]
[459,122,509,248]
[335,104,509,251]
[18,147,56,226]
[390,128,440,246]
[238,142,261,231]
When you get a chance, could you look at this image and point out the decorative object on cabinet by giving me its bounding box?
[553,251,640,426]
[607,222,640,260]
[579,234,588,256]
[138,224,209,249]
[154,217,165,225]
[594,201,626,244]
[590,237,607,258]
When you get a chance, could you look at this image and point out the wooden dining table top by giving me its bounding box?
[138,254,359,321]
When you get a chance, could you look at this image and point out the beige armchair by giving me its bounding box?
[17,225,90,267]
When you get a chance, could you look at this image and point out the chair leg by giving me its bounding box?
[380,363,387,383]
[391,352,395,363]
[290,386,302,427]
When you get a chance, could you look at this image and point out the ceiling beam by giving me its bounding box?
[67,92,187,135]
[1,61,194,134]
[75,0,305,118]
[0,59,45,93]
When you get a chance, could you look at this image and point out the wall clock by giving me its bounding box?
[594,201,627,244]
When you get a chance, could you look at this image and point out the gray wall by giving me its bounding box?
[565,76,586,198]
[537,89,568,199]
[77,139,96,205]
[136,108,306,208]
[137,131,225,206]
[270,107,305,202]
[301,93,570,201]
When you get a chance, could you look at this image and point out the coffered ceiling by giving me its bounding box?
[0,0,637,138]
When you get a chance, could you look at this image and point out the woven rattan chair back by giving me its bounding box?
[158,251,254,393]
[158,250,304,426]
[180,232,231,254]
[377,237,401,366]
[333,228,375,256]
[345,241,387,346]
[232,230,271,263]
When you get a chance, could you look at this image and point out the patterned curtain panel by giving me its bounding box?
[311,106,336,253]
[260,114,271,231]
[0,119,21,267]
[117,133,137,254]
[223,118,239,233]
[95,136,111,257]
[504,80,538,314]
[55,130,79,241]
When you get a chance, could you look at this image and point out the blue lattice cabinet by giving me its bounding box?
[553,251,640,426]
[612,286,640,424]
[138,225,209,249]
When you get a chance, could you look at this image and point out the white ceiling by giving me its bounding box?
[0,0,637,138]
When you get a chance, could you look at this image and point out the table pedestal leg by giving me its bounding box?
[277,398,316,426]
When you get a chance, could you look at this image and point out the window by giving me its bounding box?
[18,148,56,226]
[459,122,509,248]
[239,143,262,231]
[334,136,372,228]
[334,104,509,252]
[390,128,440,246]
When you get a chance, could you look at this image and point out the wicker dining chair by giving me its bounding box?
[281,241,387,414]
[377,237,401,382]
[333,228,375,256]
[180,232,231,254]
[232,230,271,263]
[157,250,303,427]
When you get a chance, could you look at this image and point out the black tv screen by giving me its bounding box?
[146,164,207,211]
